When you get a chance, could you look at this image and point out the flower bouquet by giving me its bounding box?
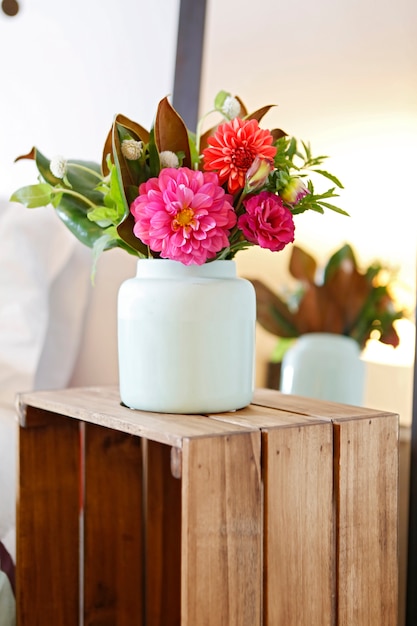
[10,91,347,412]
[10,91,346,272]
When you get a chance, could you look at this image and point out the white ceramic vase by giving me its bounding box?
[280,332,366,406]
[118,259,256,413]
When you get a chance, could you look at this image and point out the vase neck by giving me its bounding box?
[135,259,237,279]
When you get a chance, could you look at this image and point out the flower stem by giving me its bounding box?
[52,187,97,209]
[194,108,221,160]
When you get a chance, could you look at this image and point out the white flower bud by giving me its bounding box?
[121,139,143,160]
[159,150,179,169]
[50,155,67,179]
[221,96,241,120]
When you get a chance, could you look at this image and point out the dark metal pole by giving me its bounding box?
[406,312,417,623]
[172,0,207,131]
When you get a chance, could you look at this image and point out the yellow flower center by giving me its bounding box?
[174,207,195,231]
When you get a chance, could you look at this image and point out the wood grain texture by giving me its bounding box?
[145,441,182,626]
[17,386,255,447]
[252,387,394,420]
[263,422,334,625]
[334,414,399,625]
[83,422,143,626]
[181,431,262,626]
[17,407,80,626]
[16,387,399,625]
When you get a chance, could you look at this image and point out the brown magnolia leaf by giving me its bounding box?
[101,127,112,174]
[245,104,276,123]
[379,323,400,348]
[315,287,346,334]
[271,128,287,142]
[250,278,298,337]
[292,287,323,333]
[324,267,371,331]
[112,123,136,190]
[289,246,317,284]
[102,114,150,175]
[14,147,36,163]
[154,97,191,168]
[292,285,345,335]
[235,95,248,117]
[116,213,150,257]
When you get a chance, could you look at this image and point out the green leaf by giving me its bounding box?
[92,159,127,225]
[10,183,53,208]
[318,201,349,216]
[214,90,230,110]
[86,206,114,225]
[271,337,296,363]
[90,231,121,283]
[55,195,111,248]
[148,127,160,178]
[187,130,200,168]
[65,160,103,204]
[32,148,61,185]
[324,243,357,283]
[286,137,297,159]
[301,141,311,161]
[312,169,344,189]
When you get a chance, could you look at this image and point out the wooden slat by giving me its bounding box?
[263,422,334,625]
[252,387,393,419]
[16,386,399,625]
[181,431,262,626]
[83,422,143,626]
[16,407,80,626]
[334,414,399,625]
[210,403,329,428]
[145,441,182,626]
[17,387,255,447]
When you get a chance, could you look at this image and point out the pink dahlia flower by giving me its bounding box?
[238,191,295,252]
[203,118,277,194]
[130,167,237,265]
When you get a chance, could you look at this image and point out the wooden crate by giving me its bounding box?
[15,386,398,625]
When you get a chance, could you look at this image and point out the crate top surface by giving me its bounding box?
[16,386,396,448]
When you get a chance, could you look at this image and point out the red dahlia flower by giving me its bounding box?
[203,118,277,194]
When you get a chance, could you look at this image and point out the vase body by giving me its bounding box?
[280,332,366,405]
[118,259,256,413]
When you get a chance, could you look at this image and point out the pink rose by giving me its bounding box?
[238,191,295,252]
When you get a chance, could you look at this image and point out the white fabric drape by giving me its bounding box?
[0,200,91,556]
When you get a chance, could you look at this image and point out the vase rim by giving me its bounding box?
[135,258,237,278]
[296,332,361,351]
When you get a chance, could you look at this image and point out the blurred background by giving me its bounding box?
[1,3,416,621]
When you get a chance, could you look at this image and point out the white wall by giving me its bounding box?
[0,0,180,195]
[200,0,417,423]
[200,0,417,282]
